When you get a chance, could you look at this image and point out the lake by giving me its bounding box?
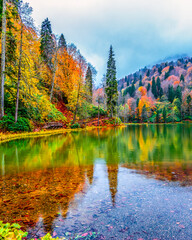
[0,124,192,239]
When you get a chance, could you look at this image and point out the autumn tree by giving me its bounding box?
[105,45,118,117]
[15,1,35,122]
[0,0,6,118]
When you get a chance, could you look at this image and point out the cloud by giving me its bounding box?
[28,0,192,84]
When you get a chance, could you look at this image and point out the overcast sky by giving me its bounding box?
[28,0,192,84]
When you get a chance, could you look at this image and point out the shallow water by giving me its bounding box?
[0,124,192,239]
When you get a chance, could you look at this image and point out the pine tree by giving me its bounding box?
[156,77,161,95]
[175,85,182,103]
[105,46,118,117]
[141,104,147,122]
[186,95,191,116]
[58,33,67,50]
[147,83,151,92]
[180,74,184,82]
[156,108,160,123]
[168,85,175,103]
[130,82,135,97]
[85,65,93,103]
[40,18,55,67]
[159,87,163,98]
[152,77,157,98]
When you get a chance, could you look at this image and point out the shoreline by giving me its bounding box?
[0,121,191,143]
[0,125,125,144]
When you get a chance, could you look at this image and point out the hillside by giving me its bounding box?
[117,57,192,122]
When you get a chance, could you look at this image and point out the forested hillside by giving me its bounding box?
[117,57,192,122]
[0,0,101,132]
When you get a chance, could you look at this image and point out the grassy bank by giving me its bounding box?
[0,125,125,144]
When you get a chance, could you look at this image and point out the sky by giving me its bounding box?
[28,0,192,85]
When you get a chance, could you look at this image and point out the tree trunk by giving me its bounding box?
[0,0,7,119]
[73,81,81,124]
[15,24,23,123]
[98,103,100,126]
[50,48,58,102]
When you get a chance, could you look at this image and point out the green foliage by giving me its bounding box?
[103,117,122,126]
[0,114,32,132]
[71,123,80,129]
[180,74,185,82]
[152,77,157,98]
[0,222,62,240]
[58,33,67,50]
[105,46,118,117]
[85,65,93,102]
[163,107,167,123]
[155,108,160,123]
[147,83,151,92]
[164,71,170,79]
[168,85,175,103]
[123,82,135,97]
[40,18,55,66]
[78,103,107,119]
[0,221,28,239]
[47,105,66,122]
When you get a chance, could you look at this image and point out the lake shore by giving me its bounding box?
[0,124,126,143]
[0,120,191,143]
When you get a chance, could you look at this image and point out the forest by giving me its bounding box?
[0,0,191,135]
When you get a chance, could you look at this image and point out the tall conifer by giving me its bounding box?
[105,46,118,117]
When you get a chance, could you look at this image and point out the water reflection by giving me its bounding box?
[0,124,191,238]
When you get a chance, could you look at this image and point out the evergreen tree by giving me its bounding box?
[147,83,151,92]
[58,33,67,50]
[40,18,55,67]
[168,85,175,103]
[165,71,169,79]
[156,108,160,123]
[141,104,147,122]
[152,77,157,98]
[156,77,161,97]
[159,87,163,98]
[130,82,135,97]
[186,95,191,116]
[158,67,162,75]
[85,65,93,103]
[180,74,184,82]
[175,85,182,103]
[139,78,143,87]
[105,46,118,117]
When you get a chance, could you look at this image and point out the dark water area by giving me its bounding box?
[0,124,192,239]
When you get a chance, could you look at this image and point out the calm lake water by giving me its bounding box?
[0,124,192,239]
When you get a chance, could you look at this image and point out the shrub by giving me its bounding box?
[0,221,28,239]
[71,123,80,129]
[0,115,32,132]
